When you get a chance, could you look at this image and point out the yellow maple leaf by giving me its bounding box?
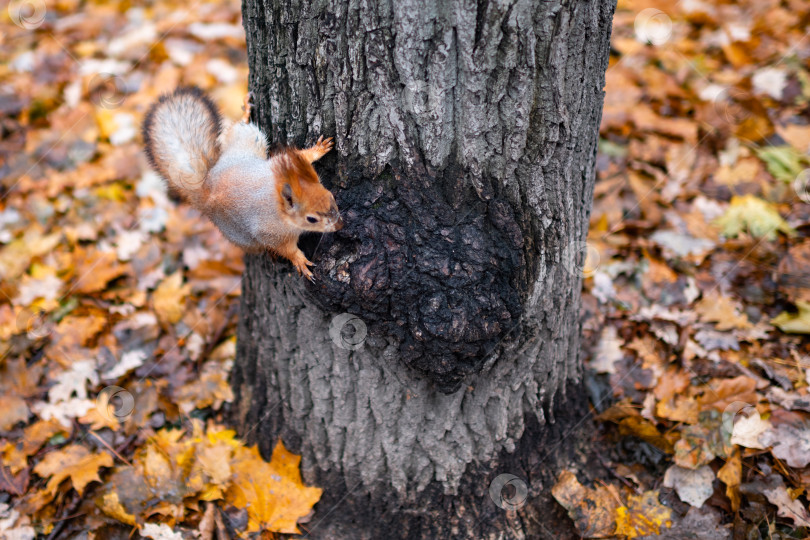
[97,491,137,526]
[33,444,113,495]
[152,272,190,325]
[614,491,672,538]
[226,441,322,534]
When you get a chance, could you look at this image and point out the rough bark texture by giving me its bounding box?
[232,0,614,537]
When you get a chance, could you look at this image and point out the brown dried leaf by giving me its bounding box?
[697,376,757,412]
[695,294,752,331]
[0,396,29,432]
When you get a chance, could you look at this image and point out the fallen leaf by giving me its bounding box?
[0,466,29,496]
[772,301,810,334]
[756,145,807,183]
[0,231,61,283]
[695,293,751,331]
[551,470,620,538]
[714,195,794,240]
[0,358,44,398]
[663,465,715,508]
[777,241,810,304]
[656,506,731,540]
[198,503,216,540]
[0,396,29,432]
[71,247,128,294]
[226,441,322,534]
[21,419,69,456]
[173,362,234,414]
[614,490,673,538]
[0,502,35,540]
[654,367,691,402]
[741,475,810,527]
[32,397,95,428]
[48,359,98,402]
[752,68,789,100]
[591,326,624,374]
[15,274,62,306]
[33,444,113,495]
[51,314,108,350]
[674,424,717,469]
[656,395,699,424]
[97,490,137,527]
[115,229,145,261]
[650,230,715,258]
[760,415,810,468]
[141,523,184,540]
[0,443,27,476]
[152,272,191,326]
[694,329,739,351]
[698,376,757,412]
[729,412,770,449]
[619,416,676,453]
[717,450,742,511]
[777,123,810,154]
[767,387,810,413]
[102,349,147,380]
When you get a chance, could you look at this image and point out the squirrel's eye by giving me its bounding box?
[306,216,319,223]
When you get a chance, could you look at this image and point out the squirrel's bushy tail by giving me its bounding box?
[142,87,222,206]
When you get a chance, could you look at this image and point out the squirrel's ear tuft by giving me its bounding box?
[281,183,296,210]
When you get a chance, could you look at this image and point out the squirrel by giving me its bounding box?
[142,86,342,281]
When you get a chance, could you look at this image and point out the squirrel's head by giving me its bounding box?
[273,150,343,233]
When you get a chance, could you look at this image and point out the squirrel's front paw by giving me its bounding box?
[315,135,334,154]
[291,253,315,281]
[300,135,334,163]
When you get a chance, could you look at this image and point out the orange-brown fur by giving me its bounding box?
[273,148,340,233]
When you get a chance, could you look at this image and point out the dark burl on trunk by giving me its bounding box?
[232,0,615,537]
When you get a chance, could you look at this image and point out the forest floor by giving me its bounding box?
[0,0,809,538]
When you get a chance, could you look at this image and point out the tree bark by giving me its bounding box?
[232,0,615,537]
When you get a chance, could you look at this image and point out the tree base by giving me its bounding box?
[254,382,591,540]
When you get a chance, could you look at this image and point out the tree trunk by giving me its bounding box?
[232,0,615,537]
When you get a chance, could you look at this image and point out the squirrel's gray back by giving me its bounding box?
[205,150,297,251]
